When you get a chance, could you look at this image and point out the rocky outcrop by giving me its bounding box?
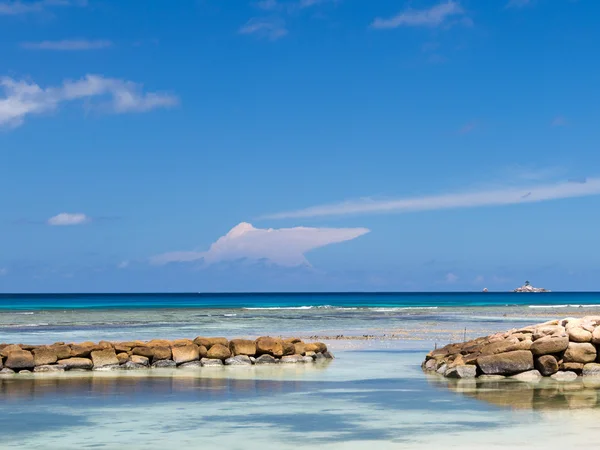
[513,282,550,293]
[423,316,600,380]
[0,336,332,374]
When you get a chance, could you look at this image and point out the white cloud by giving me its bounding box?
[239,18,288,40]
[0,0,86,15]
[0,74,178,127]
[151,222,370,267]
[263,177,600,219]
[47,213,90,226]
[255,0,278,10]
[21,39,112,51]
[117,260,130,269]
[371,1,465,29]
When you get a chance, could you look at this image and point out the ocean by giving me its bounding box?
[2,292,600,449]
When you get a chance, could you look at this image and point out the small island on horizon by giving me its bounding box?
[512,280,550,293]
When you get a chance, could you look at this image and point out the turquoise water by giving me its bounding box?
[2,292,600,310]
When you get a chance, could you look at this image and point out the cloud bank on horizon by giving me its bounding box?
[151,222,370,267]
[262,177,600,219]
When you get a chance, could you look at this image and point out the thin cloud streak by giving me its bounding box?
[371,1,464,29]
[21,39,112,50]
[263,177,600,219]
[0,0,86,15]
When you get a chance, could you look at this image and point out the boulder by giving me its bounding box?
[477,350,534,375]
[551,371,578,382]
[564,342,597,363]
[535,355,558,376]
[0,368,15,375]
[91,349,119,368]
[293,343,306,355]
[280,355,304,364]
[301,356,314,363]
[146,339,171,348]
[304,342,327,353]
[120,362,147,370]
[509,370,542,382]
[207,344,231,360]
[33,347,58,366]
[256,337,284,357]
[150,346,171,361]
[193,337,228,349]
[225,355,253,365]
[130,355,149,366]
[171,344,200,365]
[49,344,72,360]
[201,358,223,367]
[179,361,202,368]
[151,360,176,368]
[445,365,477,379]
[0,344,21,357]
[592,327,600,345]
[58,358,93,370]
[561,362,584,372]
[255,354,278,365]
[530,335,569,356]
[116,353,129,364]
[33,364,66,373]
[582,363,600,377]
[229,339,256,356]
[70,343,99,358]
[132,346,155,359]
[171,339,195,347]
[114,344,132,353]
[532,325,565,340]
[323,351,335,359]
[282,342,295,356]
[5,350,34,370]
[567,327,592,343]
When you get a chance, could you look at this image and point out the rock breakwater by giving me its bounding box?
[423,316,600,380]
[0,336,333,374]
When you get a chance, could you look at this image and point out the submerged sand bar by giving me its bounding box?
[0,336,333,374]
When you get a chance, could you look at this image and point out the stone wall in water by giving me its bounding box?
[0,337,333,374]
[422,316,600,381]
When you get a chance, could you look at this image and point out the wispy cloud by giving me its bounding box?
[151,222,369,267]
[239,17,288,40]
[20,39,112,51]
[0,0,86,15]
[47,212,91,226]
[262,177,600,219]
[255,0,278,10]
[0,74,178,128]
[371,1,465,29]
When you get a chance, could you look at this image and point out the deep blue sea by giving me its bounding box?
[1,291,600,310]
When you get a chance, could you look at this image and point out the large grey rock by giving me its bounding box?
[225,355,252,366]
[201,358,223,367]
[179,361,202,368]
[445,365,477,379]
[151,359,176,368]
[510,370,542,382]
[582,363,600,377]
[33,364,66,373]
[120,362,148,370]
[280,355,304,364]
[535,355,559,376]
[436,363,448,375]
[301,356,314,363]
[255,354,279,365]
[477,350,534,375]
[530,335,569,356]
[93,364,121,371]
[551,371,578,382]
[564,342,597,363]
[323,351,335,360]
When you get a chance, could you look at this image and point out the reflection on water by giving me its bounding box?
[429,375,600,411]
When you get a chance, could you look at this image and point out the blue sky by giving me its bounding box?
[1,0,599,292]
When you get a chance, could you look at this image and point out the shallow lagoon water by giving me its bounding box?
[3,295,600,449]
